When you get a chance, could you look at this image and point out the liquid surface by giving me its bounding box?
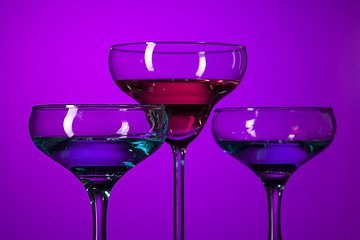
[115,79,239,145]
[216,140,331,183]
[33,137,164,185]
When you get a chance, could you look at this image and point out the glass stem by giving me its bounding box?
[172,146,186,240]
[264,182,285,240]
[87,187,111,240]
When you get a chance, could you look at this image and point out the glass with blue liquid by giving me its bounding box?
[29,104,168,240]
[212,107,336,240]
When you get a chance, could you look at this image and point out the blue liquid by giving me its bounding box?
[33,137,164,186]
[216,140,331,183]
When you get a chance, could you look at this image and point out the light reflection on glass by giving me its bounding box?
[145,42,156,72]
[116,121,130,135]
[245,119,256,137]
[288,134,295,140]
[195,52,206,77]
[63,105,78,138]
[232,51,236,69]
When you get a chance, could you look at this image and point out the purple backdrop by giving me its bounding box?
[0,0,359,239]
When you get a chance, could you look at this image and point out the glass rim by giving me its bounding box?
[32,104,166,111]
[215,107,334,112]
[110,41,246,54]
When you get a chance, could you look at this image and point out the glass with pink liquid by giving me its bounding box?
[109,42,247,240]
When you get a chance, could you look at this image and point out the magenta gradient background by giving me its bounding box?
[0,0,359,239]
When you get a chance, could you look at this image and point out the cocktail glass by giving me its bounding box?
[109,42,247,240]
[29,104,167,240]
[212,107,336,240]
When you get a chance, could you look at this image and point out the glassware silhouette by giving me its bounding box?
[109,42,247,240]
[212,107,336,240]
[29,104,167,240]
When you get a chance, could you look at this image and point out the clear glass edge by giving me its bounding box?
[214,107,334,112]
[110,41,246,54]
[32,104,166,110]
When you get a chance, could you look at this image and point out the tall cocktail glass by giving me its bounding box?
[109,42,247,240]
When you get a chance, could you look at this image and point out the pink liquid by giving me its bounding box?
[115,79,239,146]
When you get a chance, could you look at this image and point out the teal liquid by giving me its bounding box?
[33,137,164,185]
[216,140,331,182]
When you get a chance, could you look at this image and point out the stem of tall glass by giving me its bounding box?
[171,146,186,240]
[264,181,285,240]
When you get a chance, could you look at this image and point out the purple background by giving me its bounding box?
[1,0,359,239]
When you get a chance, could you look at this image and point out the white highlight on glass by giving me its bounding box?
[104,191,110,198]
[63,105,78,138]
[195,52,206,77]
[288,134,295,140]
[145,42,156,72]
[116,121,130,135]
[245,119,256,137]
[232,51,236,69]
